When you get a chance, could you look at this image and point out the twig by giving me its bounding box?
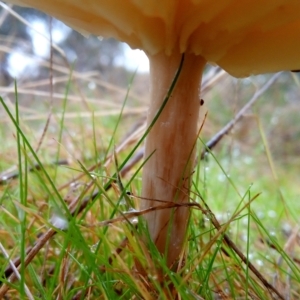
[201,73,281,159]
[200,199,285,300]
[83,201,200,228]
[0,115,146,187]
[0,159,69,184]
[0,148,143,295]
[275,225,299,300]
[0,229,56,297]
[1,160,284,299]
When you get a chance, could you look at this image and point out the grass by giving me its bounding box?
[1,43,300,300]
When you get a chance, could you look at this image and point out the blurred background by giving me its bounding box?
[1,4,300,214]
[1,7,300,294]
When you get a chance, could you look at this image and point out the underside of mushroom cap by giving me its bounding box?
[6,0,300,76]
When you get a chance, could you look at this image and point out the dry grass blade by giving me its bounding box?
[83,200,200,228]
[0,229,56,297]
[274,226,300,299]
[0,3,10,27]
[0,242,34,300]
[200,198,285,300]
[1,11,298,296]
[0,126,145,296]
[201,67,227,95]
[0,116,145,185]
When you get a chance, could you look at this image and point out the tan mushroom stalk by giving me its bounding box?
[4,0,300,267]
[142,52,206,265]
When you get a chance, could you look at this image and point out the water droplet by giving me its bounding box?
[123,208,139,224]
[267,210,277,218]
[119,197,127,205]
[130,217,138,224]
[148,274,158,280]
[233,147,240,158]
[88,81,96,90]
[1,176,8,181]
[218,174,226,182]
[257,211,264,219]
[241,234,248,241]
[243,156,253,165]
[90,242,99,253]
[50,213,69,230]
[204,152,210,158]
[256,259,264,266]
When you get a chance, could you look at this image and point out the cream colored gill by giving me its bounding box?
[5,0,300,75]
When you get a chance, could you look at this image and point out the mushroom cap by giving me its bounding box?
[7,0,300,77]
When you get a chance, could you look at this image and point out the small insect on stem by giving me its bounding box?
[200,99,204,106]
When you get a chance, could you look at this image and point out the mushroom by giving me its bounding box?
[4,1,300,268]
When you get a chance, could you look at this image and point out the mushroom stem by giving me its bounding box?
[141,51,206,266]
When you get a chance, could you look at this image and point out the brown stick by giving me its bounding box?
[200,199,285,300]
[201,72,281,159]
